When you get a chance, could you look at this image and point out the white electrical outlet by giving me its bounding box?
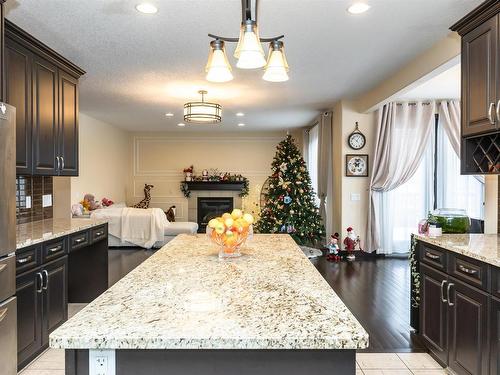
[42,194,52,208]
[25,196,31,209]
[89,349,115,375]
[350,193,361,201]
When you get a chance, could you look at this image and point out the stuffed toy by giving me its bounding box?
[326,233,341,262]
[165,205,176,222]
[81,194,101,212]
[101,197,114,207]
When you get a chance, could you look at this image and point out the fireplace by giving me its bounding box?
[197,197,234,233]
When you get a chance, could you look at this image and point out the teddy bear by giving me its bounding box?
[81,194,101,212]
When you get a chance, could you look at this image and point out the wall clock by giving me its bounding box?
[347,122,366,150]
[345,154,369,177]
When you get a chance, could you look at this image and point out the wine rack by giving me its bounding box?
[462,132,500,174]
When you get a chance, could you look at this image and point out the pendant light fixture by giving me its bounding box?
[263,40,289,82]
[183,90,222,124]
[206,0,288,82]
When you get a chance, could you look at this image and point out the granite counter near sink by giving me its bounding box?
[414,233,500,268]
[16,218,108,249]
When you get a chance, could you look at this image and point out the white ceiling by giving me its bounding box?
[396,63,461,101]
[5,0,480,132]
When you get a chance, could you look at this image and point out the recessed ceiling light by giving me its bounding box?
[177,123,185,127]
[347,3,370,14]
[135,3,158,14]
[165,112,174,117]
[236,112,245,117]
[237,123,245,127]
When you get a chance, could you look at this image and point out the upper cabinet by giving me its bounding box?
[451,0,500,174]
[4,20,85,176]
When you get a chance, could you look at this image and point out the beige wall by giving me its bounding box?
[127,131,295,221]
[71,113,130,205]
[484,176,498,233]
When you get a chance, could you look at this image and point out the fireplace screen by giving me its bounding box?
[197,197,234,233]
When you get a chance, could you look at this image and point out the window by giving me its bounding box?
[307,124,320,205]
[379,113,484,254]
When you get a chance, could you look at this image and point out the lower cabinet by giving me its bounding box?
[16,256,68,370]
[491,297,500,375]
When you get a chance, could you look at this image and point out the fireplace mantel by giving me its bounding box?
[184,181,245,192]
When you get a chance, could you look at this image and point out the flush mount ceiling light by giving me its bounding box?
[135,3,158,14]
[347,2,370,14]
[236,112,245,117]
[183,90,222,124]
[206,0,289,82]
[165,112,174,117]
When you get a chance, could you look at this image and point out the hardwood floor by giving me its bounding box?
[311,256,425,353]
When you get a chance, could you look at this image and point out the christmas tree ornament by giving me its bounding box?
[283,195,292,204]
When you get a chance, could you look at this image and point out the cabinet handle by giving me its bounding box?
[36,273,43,293]
[74,237,85,244]
[0,264,6,273]
[458,264,478,275]
[17,255,33,264]
[0,307,8,323]
[496,100,500,125]
[95,231,104,237]
[61,156,65,170]
[447,283,454,306]
[48,245,62,254]
[488,102,495,125]
[425,251,440,260]
[42,270,49,291]
[56,156,61,171]
[440,280,448,303]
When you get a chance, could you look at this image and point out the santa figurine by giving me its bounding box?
[326,233,341,262]
[343,227,360,261]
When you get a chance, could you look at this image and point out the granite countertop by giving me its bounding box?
[17,218,108,249]
[50,234,369,350]
[414,233,500,268]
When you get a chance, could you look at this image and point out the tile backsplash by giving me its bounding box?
[16,175,53,224]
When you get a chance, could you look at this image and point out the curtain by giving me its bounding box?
[317,112,333,236]
[438,100,460,157]
[366,101,436,253]
[307,124,319,204]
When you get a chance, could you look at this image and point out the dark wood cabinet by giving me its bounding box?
[5,39,32,174]
[420,263,448,365]
[461,15,498,137]
[16,266,43,369]
[491,297,500,375]
[5,20,85,176]
[16,256,68,370]
[448,277,489,375]
[32,55,58,175]
[58,71,79,175]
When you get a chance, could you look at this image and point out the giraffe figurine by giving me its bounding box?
[133,184,154,209]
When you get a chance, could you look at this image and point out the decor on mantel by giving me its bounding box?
[183,165,194,181]
[205,0,289,82]
[180,168,249,198]
[206,208,254,259]
[183,91,222,124]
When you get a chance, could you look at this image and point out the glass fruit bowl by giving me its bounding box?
[206,209,254,259]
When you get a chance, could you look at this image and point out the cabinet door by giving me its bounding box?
[448,277,489,375]
[491,297,500,375]
[462,15,498,136]
[58,70,78,176]
[42,256,68,343]
[16,267,43,369]
[32,55,58,175]
[420,263,448,365]
[5,39,32,174]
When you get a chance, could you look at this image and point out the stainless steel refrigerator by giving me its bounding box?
[0,102,17,375]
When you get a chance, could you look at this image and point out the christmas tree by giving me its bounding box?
[255,134,324,245]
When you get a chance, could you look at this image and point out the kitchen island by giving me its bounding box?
[50,234,368,375]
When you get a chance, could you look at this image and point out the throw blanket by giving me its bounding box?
[91,207,168,248]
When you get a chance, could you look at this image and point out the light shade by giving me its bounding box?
[206,40,233,83]
[263,40,289,82]
[184,90,222,124]
[234,21,266,69]
[347,2,370,14]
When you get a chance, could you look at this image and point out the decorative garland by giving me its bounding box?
[409,234,420,308]
[180,175,249,198]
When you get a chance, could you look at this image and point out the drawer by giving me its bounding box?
[15,245,40,274]
[42,237,67,263]
[419,243,447,271]
[491,266,500,298]
[91,225,107,244]
[69,230,90,252]
[0,255,15,302]
[448,253,490,291]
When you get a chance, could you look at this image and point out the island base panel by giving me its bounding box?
[66,349,356,375]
